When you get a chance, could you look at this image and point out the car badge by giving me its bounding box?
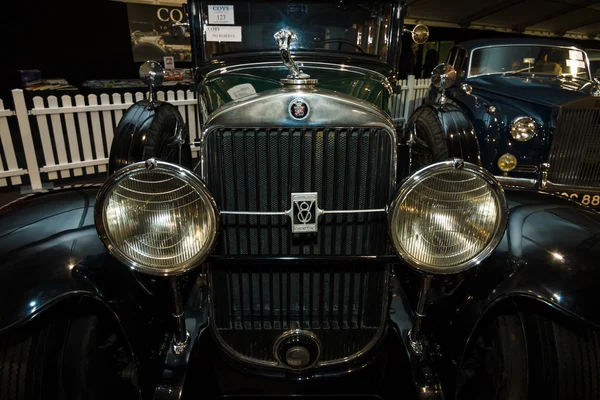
[289,98,310,120]
[290,192,318,233]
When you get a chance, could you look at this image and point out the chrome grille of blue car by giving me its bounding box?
[548,106,600,188]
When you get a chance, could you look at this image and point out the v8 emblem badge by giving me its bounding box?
[290,192,319,233]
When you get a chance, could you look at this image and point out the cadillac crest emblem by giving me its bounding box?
[289,98,310,120]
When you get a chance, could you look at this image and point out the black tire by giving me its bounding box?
[457,307,600,400]
[405,106,449,171]
[0,315,136,399]
[109,101,193,175]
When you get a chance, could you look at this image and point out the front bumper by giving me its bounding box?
[495,169,600,209]
[496,175,600,195]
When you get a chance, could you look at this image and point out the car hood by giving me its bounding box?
[468,74,595,107]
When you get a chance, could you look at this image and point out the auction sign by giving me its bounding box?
[127,3,192,62]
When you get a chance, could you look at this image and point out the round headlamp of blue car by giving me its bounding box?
[388,160,508,274]
[94,160,219,276]
[510,116,537,142]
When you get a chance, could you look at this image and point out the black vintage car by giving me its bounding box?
[416,38,600,209]
[1,2,600,400]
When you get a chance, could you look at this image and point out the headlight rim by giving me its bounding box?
[94,159,220,277]
[510,116,537,142]
[388,159,509,275]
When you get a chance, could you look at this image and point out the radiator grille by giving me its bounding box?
[204,127,394,256]
[210,266,387,366]
[548,108,600,187]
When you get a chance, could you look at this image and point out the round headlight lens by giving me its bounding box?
[510,116,537,142]
[389,160,508,274]
[95,160,218,276]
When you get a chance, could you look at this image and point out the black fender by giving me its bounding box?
[109,100,193,175]
[430,189,600,393]
[407,103,481,165]
[0,187,173,398]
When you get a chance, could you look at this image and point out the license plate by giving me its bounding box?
[557,192,600,208]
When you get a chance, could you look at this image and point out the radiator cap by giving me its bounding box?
[274,329,321,371]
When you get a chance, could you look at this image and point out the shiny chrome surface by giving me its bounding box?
[495,175,537,188]
[405,24,429,45]
[201,86,397,197]
[274,29,313,83]
[94,160,219,276]
[388,159,509,274]
[408,274,433,355]
[139,60,165,103]
[273,329,322,371]
[431,64,457,104]
[220,196,386,233]
[170,277,189,353]
[510,116,537,142]
[547,102,600,188]
[389,287,445,400]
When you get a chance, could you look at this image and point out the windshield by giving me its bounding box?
[469,46,590,79]
[200,1,393,60]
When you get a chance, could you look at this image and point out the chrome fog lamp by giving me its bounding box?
[497,153,517,172]
[388,159,508,274]
[95,159,219,276]
[510,116,537,142]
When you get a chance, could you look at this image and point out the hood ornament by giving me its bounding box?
[274,29,318,86]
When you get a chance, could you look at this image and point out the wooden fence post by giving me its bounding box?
[0,99,23,186]
[403,75,416,125]
[12,89,42,191]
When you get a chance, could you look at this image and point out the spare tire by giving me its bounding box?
[109,101,193,175]
[404,105,449,172]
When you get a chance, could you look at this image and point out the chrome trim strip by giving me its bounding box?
[220,208,386,216]
[205,60,389,81]
[495,176,600,195]
[495,175,537,188]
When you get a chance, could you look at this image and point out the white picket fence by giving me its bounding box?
[391,75,431,126]
[0,75,430,192]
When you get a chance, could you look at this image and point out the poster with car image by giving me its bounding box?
[127,3,192,62]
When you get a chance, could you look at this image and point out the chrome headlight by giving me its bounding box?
[388,160,508,274]
[510,116,537,142]
[95,160,219,276]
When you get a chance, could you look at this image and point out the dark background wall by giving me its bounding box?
[2,0,600,104]
[1,0,136,104]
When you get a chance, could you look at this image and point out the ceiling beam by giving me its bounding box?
[555,18,600,36]
[514,0,600,32]
[458,0,524,27]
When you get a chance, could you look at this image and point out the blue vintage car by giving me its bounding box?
[410,38,600,208]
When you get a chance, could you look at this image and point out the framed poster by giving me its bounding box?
[127,3,192,62]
